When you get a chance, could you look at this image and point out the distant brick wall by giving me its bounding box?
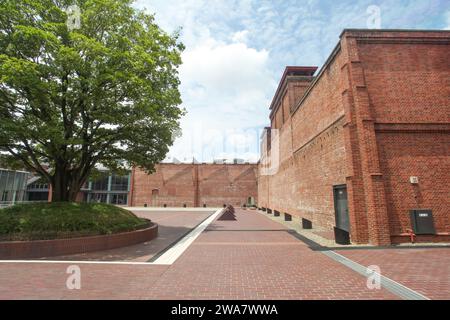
[131,164,258,208]
[131,164,196,207]
[198,164,258,207]
[259,30,450,245]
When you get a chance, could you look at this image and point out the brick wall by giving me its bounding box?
[260,58,348,232]
[357,39,450,124]
[131,164,196,207]
[198,164,258,207]
[131,164,258,208]
[258,30,450,245]
[351,30,450,243]
[377,131,450,235]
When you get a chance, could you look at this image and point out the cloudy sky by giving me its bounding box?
[134,0,449,163]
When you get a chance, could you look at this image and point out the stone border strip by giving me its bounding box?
[147,210,217,262]
[0,222,158,260]
[257,209,450,250]
[255,209,431,300]
[152,208,224,265]
[129,207,219,212]
[321,250,430,300]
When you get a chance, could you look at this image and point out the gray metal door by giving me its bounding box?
[333,185,349,232]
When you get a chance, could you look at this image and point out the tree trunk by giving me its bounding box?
[51,186,71,202]
[51,166,80,202]
[51,182,81,202]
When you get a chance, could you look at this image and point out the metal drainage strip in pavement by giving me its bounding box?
[321,250,430,300]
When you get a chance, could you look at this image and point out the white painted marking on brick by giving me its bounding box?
[322,250,430,300]
[152,208,224,265]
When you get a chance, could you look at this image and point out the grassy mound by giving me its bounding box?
[0,202,150,241]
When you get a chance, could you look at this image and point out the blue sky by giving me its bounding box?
[134,0,449,163]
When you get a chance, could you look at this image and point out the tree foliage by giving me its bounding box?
[0,0,185,201]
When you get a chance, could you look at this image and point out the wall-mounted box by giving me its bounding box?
[410,176,419,184]
[410,210,435,235]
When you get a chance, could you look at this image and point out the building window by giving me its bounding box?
[0,169,29,203]
[111,193,128,205]
[83,171,130,206]
[26,177,50,202]
[91,175,109,191]
[90,193,108,203]
[111,174,129,191]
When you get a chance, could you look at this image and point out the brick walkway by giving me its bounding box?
[43,210,213,262]
[1,209,446,299]
[339,248,450,300]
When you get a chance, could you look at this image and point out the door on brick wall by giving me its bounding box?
[151,189,159,207]
[333,185,349,232]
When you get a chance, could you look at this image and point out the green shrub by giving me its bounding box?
[0,202,149,241]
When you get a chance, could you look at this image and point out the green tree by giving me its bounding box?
[0,0,185,201]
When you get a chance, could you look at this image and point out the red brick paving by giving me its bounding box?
[0,263,168,300]
[0,209,444,300]
[143,209,396,300]
[43,210,212,262]
[339,248,450,300]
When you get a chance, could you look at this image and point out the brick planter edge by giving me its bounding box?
[0,222,158,259]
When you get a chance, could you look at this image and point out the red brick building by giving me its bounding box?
[258,29,450,245]
[130,163,258,208]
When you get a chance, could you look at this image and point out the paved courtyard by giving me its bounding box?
[0,209,448,300]
[42,209,214,262]
[339,248,450,300]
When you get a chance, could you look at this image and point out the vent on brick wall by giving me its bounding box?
[302,218,312,229]
[334,227,350,245]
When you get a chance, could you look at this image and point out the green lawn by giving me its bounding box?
[0,202,150,241]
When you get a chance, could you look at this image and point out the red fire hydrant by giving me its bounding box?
[406,229,416,244]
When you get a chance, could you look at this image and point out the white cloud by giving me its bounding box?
[171,38,276,160]
[133,0,448,162]
[175,38,275,161]
[180,38,272,102]
[231,30,249,43]
[133,0,278,162]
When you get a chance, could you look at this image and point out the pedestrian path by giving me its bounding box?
[1,208,446,299]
